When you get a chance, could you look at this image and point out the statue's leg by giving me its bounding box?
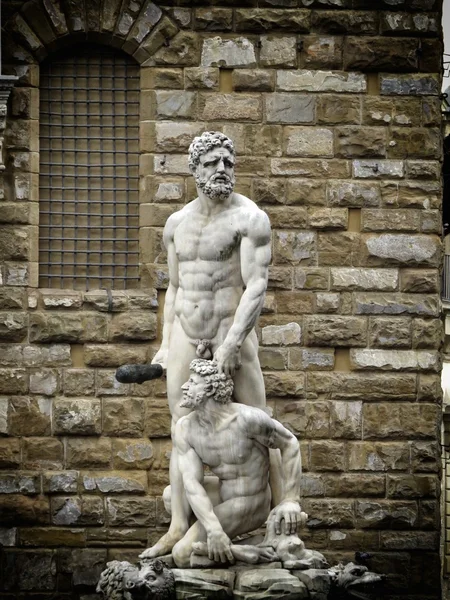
[140,323,197,559]
[233,331,285,506]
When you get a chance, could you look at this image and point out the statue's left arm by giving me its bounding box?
[214,208,271,376]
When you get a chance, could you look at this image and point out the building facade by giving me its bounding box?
[0,0,444,597]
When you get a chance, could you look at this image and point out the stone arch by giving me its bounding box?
[3,0,179,66]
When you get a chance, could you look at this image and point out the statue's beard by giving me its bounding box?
[195,174,235,201]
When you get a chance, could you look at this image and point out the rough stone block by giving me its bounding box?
[173,568,235,599]
[284,127,333,157]
[317,95,360,125]
[2,550,56,589]
[53,398,101,435]
[155,91,196,119]
[386,474,437,499]
[41,290,82,309]
[155,122,204,152]
[302,34,343,69]
[51,496,104,526]
[264,372,306,399]
[353,160,404,179]
[63,369,95,396]
[317,232,361,266]
[244,125,282,157]
[260,35,297,67]
[261,322,301,346]
[362,234,441,267]
[286,179,326,205]
[29,313,107,343]
[302,499,354,529]
[406,160,440,180]
[311,9,379,34]
[335,127,387,159]
[363,97,421,127]
[306,315,367,347]
[82,471,147,494]
[354,292,439,317]
[194,8,232,31]
[235,8,310,32]
[112,439,154,470]
[307,372,416,401]
[56,548,108,587]
[412,318,442,350]
[201,36,256,67]
[184,67,219,90]
[348,441,410,471]
[324,473,385,497]
[0,438,21,468]
[0,472,40,495]
[294,268,329,290]
[411,441,440,473]
[200,93,262,121]
[277,70,366,93]
[380,531,438,551]
[277,401,329,437]
[380,73,440,96]
[148,31,200,67]
[84,344,148,368]
[141,67,183,89]
[356,500,418,529]
[0,227,29,260]
[330,268,398,291]
[369,317,411,348]
[273,230,316,265]
[0,368,28,395]
[350,349,440,372]
[8,397,51,436]
[311,441,346,471]
[109,312,157,342]
[43,471,78,494]
[361,209,421,232]
[0,288,25,310]
[315,292,340,313]
[103,398,144,437]
[83,290,128,312]
[289,348,335,371]
[309,208,347,230]
[66,438,111,468]
[363,403,438,439]
[329,401,362,439]
[344,36,418,71]
[327,181,380,207]
[388,128,440,160]
[106,497,156,527]
[380,11,438,35]
[0,312,27,342]
[276,291,314,314]
[233,69,275,92]
[271,158,351,178]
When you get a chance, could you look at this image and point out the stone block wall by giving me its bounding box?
[0,0,444,598]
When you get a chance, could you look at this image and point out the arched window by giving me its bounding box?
[39,44,140,290]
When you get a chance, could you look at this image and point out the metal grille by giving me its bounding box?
[39,44,140,290]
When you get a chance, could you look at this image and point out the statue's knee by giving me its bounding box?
[162,485,172,515]
[172,540,190,568]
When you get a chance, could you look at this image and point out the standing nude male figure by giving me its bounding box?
[141,131,277,559]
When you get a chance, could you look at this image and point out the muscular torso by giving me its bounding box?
[186,407,271,502]
[171,196,252,341]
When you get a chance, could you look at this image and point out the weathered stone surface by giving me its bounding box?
[311,441,346,471]
[52,496,104,526]
[353,159,404,179]
[30,369,59,396]
[266,94,315,124]
[277,70,366,92]
[336,127,386,159]
[201,36,256,67]
[149,32,200,67]
[233,69,275,92]
[386,474,437,499]
[234,568,308,598]
[0,472,40,495]
[381,11,438,35]
[22,438,63,469]
[184,67,219,90]
[271,158,350,178]
[369,317,411,348]
[356,500,418,529]
[354,293,439,317]
[201,93,261,121]
[173,569,235,599]
[350,349,440,372]
[57,548,108,587]
[0,368,28,394]
[0,287,25,309]
[289,348,335,371]
[317,95,360,125]
[363,403,438,439]
[0,438,21,468]
[235,8,310,32]
[264,372,305,398]
[41,290,83,309]
[0,227,29,260]
[260,35,297,67]
[388,128,440,160]
[362,234,441,267]
[278,401,329,437]
[154,91,196,119]
[348,441,410,471]
[329,401,362,439]
[312,9,379,33]
[327,181,380,207]
[344,37,418,71]
[295,568,331,599]
[380,73,440,96]
[29,313,107,343]
[318,232,360,266]
[109,312,157,341]
[18,527,86,547]
[381,181,440,210]
[324,473,385,497]
[302,34,343,69]
[273,231,316,265]
[307,372,416,401]
[361,209,421,232]
[261,322,301,346]
[63,369,95,396]
[286,179,326,206]
[412,318,442,349]
[106,497,156,526]
[43,471,78,494]
[83,290,128,312]
[306,315,366,346]
[141,67,183,89]
[194,8,232,31]
[275,291,314,314]
[82,471,147,494]
[411,441,440,473]
[309,208,347,230]
[380,531,438,551]
[0,312,27,341]
[84,344,148,368]
[8,397,51,436]
[315,292,340,313]
[363,97,421,127]
[331,268,398,291]
[406,160,441,180]
[294,268,329,290]
[53,399,101,435]
[154,122,203,153]
[302,499,354,529]
[244,125,282,157]
[66,438,111,468]
[418,373,442,402]
[112,439,154,470]
[3,550,56,590]
[103,398,144,437]
[284,127,333,157]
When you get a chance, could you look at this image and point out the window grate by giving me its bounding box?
[39,44,140,290]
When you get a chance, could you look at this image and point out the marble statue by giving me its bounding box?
[147,358,308,569]
[142,131,281,559]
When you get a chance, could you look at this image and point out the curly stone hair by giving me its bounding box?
[189,359,234,404]
[188,131,235,173]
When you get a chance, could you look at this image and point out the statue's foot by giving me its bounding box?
[139,531,184,560]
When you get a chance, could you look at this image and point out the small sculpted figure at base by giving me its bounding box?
[149,359,309,569]
[142,131,283,559]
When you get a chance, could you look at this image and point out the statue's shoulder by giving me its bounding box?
[234,194,270,241]
[164,200,198,237]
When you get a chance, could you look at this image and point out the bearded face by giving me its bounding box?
[194,146,235,201]
[180,372,209,409]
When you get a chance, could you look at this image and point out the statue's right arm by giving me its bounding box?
[151,215,179,369]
